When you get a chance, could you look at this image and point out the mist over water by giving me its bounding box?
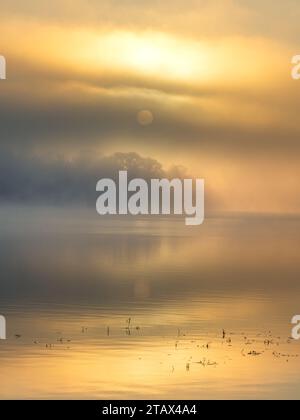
[0,207,300,399]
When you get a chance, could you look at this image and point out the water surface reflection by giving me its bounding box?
[0,212,300,399]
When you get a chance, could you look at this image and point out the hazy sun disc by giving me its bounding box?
[137,110,154,126]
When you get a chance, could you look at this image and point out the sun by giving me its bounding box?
[85,31,205,82]
[117,32,201,80]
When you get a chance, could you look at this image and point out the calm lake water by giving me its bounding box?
[0,207,300,399]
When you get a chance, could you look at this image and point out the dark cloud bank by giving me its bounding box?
[0,151,192,206]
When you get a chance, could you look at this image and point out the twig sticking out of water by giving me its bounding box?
[248,350,262,356]
[194,358,218,367]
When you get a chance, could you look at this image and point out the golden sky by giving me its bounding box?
[1,0,300,213]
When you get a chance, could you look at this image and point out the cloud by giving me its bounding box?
[1,0,300,44]
[1,77,300,158]
[1,1,300,215]
[1,21,299,158]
